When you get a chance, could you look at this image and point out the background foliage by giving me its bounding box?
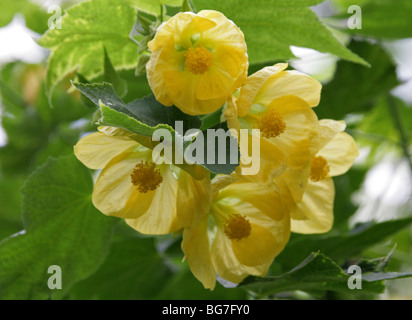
[0,0,411,300]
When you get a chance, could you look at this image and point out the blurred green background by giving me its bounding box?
[0,0,411,300]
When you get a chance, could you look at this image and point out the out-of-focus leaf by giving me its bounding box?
[0,0,49,34]
[127,0,184,15]
[0,63,91,173]
[332,167,368,228]
[38,0,138,103]
[316,40,399,120]
[334,0,412,39]
[68,237,173,299]
[0,173,25,239]
[193,0,367,65]
[155,265,248,299]
[0,156,115,299]
[241,252,386,296]
[274,217,412,272]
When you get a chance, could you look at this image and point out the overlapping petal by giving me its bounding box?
[147,10,248,115]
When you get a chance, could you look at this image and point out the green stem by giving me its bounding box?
[387,95,412,174]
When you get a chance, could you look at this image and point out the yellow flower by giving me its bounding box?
[182,175,290,289]
[74,126,211,235]
[290,120,359,234]
[146,10,248,115]
[225,63,321,185]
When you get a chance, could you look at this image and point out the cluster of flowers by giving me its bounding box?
[74,10,358,289]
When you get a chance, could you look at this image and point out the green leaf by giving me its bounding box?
[242,252,412,297]
[155,265,248,299]
[192,0,367,65]
[68,237,173,299]
[38,0,138,103]
[198,122,240,175]
[199,107,223,131]
[72,82,202,137]
[0,156,115,299]
[0,0,49,34]
[316,40,399,120]
[274,217,412,272]
[0,173,25,240]
[334,0,412,39]
[74,81,239,174]
[127,0,184,15]
[0,63,91,173]
[103,48,128,98]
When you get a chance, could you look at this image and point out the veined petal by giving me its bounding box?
[312,119,346,154]
[239,132,287,184]
[263,96,319,168]
[74,132,137,170]
[237,63,288,117]
[291,178,335,234]
[92,150,155,219]
[211,227,258,284]
[182,217,216,290]
[276,164,311,204]
[255,70,322,108]
[146,36,176,106]
[318,132,359,177]
[196,45,246,101]
[196,63,238,100]
[176,167,212,227]
[163,69,228,115]
[199,10,245,45]
[125,164,181,234]
[217,181,285,221]
[224,95,241,133]
[147,10,247,115]
[148,12,216,52]
[211,201,290,282]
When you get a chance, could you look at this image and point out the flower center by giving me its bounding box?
[257,110,286,138]
[224,214,251,241]
[184,45,213,75]
[130,161,163,193]
[310,156,330,181]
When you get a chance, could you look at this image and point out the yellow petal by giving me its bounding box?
[196,45,246,100]
[224,95,241,133]
[196,62,238,100]
[148,12,216,52]
[74,132,137,170]
[218,181,285,221]
[263,96,319,168]
[276,164,311,204]
[312,119,346,154]
[211,201,290,282]
[162,69,228,115]
[231,223,284,267]
[211,226,253,284]
[237,63,288,117]
[147,10,247,115]
[146,36,175,106]
[318,132,359,177]
[239,131,287,184]
[199,10,245,45]
[291,178,335,234]
[92,150,155,219]
[255,69,322,108]
[176,168,212,227]
[182,217,216,290]
[125,165,181,234]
